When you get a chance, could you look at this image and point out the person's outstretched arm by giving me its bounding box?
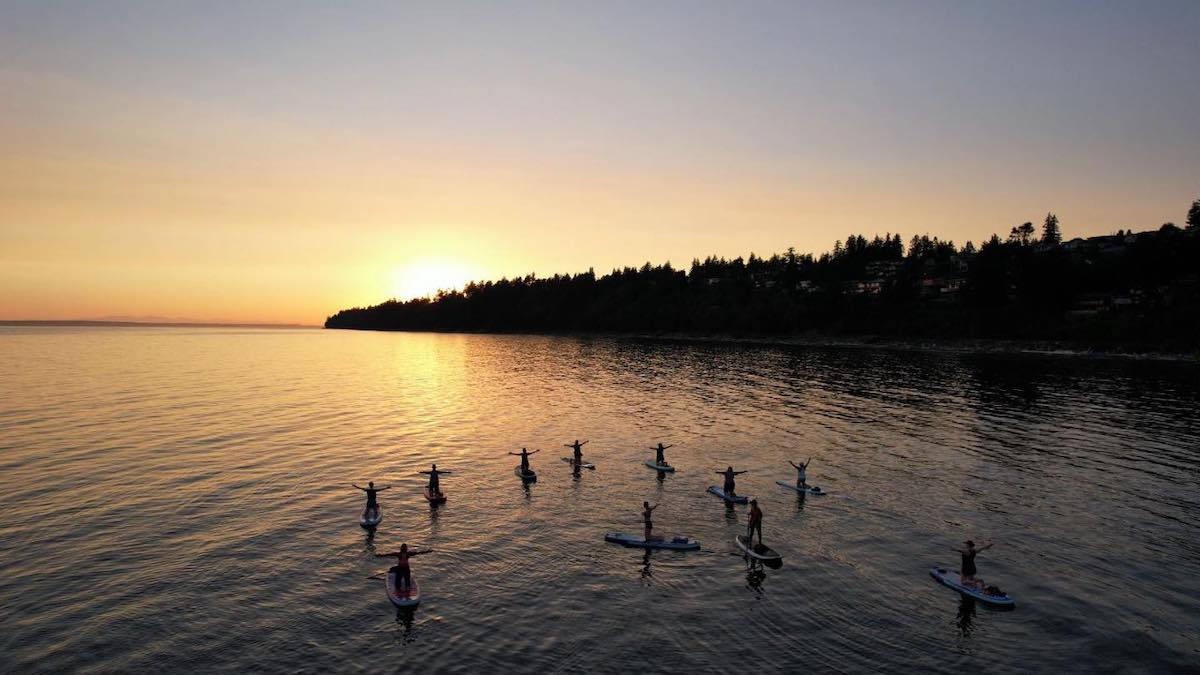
[581,440,589,446]
[735,470,748,475]
[788,461,799,470]
[979,541,995,552]
[409,549,433,556]
[663,444,674,450]
[376,486,392,491]
[507,451,521,456]
[375,552,399,558]
[529,449,541,455]
[352,484,365,491]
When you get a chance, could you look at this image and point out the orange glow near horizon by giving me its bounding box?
[390,260,479,301]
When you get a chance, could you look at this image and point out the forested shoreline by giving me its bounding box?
[326,203,1200,351]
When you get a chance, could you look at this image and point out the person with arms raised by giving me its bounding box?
[352,481,390,520]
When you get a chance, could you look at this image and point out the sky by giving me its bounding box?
[1,1,1198,324]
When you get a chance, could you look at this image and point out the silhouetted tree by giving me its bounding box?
[1188,198,1200,230]
[1042,212,1061,245]
[1009,222,1036,246]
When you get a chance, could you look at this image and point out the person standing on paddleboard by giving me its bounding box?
[377,543,432,590]
[642,501,660,541]
[956,540,994,590]
[352,481,390,518]
[419,464,451,495]
[508,447,540,472]
[788,458,812,488]
[565,439,589,466]
[747,499,764,546]
[651,443,674,466]
[716,466,748,497]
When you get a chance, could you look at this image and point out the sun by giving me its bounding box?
[391,260,476,300]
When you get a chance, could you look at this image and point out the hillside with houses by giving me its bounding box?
[327,200,1200,351]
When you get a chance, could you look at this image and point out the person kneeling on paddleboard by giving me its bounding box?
[788,458,811,488]
[419,464,451,495]
[352,481,390,519]
[956,540,994,590]
[716,466,748,497]
[747,499,764,546]
[642,501,660,541]
[377,543,432,590]
[651,443,673,467]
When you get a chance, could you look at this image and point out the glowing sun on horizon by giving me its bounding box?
[391,261,477,300]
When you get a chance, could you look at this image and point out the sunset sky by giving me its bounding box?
[2,1,1198,324]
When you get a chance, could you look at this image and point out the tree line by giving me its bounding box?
[326,199,1200,349]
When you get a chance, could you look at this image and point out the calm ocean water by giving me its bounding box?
[0,327,1197,673]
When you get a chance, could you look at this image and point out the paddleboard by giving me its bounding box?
[736,534,782,561]
[562,457,596,469]
[707,486,749,504]
[645,460,675,472]
[604,532,700,550]
[775,480,826,495]
[386,570,421,608]
[360,507,382,528]
[424,487,446,504]
[929,567,1015,607]
[515,466,537,481]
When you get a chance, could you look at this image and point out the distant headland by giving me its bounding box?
[326,201,1200,353]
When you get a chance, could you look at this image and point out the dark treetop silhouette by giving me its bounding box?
[327,201,1200,351]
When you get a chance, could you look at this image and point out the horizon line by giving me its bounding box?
[0,320,320,329]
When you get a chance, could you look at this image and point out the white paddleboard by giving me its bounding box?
[645,460,675,472]
[515,466,537,481]
[604,532,700,550]
[736,534,781,561]
[562,457,596,469]
[360,507,382,528]
[929,567,1015,606]
[707,486,749,504]
[386,570,421,607]
[775,480,826,495]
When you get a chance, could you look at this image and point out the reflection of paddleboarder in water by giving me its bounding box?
[642,501,660,540]
[746,499,764,546]
[564,439,589,466]
[352,481,390,518]
[651,443,673,466]
[376,543,431,590]
[788,458,812,488]
[508,447,540,472]
[418,464,451,495]
[955,539,994,590]
[715,466,748,496]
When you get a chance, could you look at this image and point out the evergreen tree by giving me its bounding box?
[1042,212,1061,244]
[1188,198,1200,230]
